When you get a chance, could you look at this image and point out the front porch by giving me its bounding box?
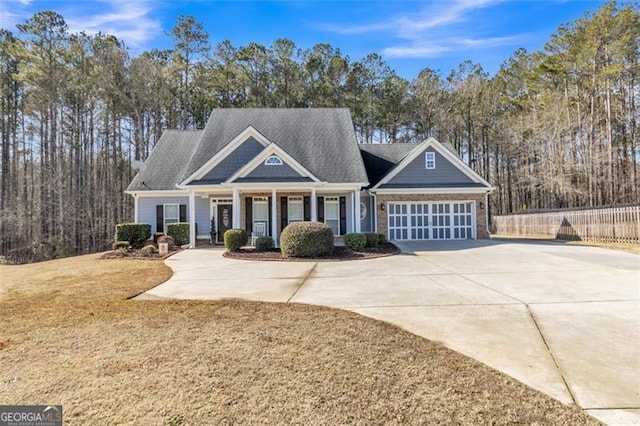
[187,185,363,248]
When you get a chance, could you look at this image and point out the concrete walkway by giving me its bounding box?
[137,239,640,425]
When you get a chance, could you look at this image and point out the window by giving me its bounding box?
[264,155,283,166]
[164,204,179,233]
[324,196,339,236]
[288,196,303,224]
[252,197,269,234]
[425,151,436,169]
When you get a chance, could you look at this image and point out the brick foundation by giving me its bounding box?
[376,193,490,239]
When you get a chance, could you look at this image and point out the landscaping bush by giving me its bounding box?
[364,232,379,247]
[167,223,189,246]
[344,233,367,251]
[224,229,248,252]
[140,244,157,257]
[255,235,274,252]
[377,233,388,244]
[112,241,130,251]
[157,235,176,251]
[115,223,151,248]
[280,222,334,258]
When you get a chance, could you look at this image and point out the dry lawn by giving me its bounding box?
[1,254,600,425]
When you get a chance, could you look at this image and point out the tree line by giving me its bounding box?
[0,2,638,259]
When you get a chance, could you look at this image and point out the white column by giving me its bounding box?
[348,192,354,233]
[311,188,317,221]
[189,191,196,248]
[134,195,139,223]
[354,189,361,233]
[232,189,240,228]
[271,188,278,247]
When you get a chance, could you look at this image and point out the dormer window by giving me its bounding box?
[425,152,436,169]
[265,155,283,166]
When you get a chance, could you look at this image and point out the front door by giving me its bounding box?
[217,204,233,242]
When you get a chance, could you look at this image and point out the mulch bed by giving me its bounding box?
[223,243,400,262]
[100,248,181,260]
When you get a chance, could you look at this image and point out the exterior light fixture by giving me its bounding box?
[380,203,385,211]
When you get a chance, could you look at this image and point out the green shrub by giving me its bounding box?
[112,240,130,251]
[280,221,334,258]
[377,233,388,244]
[364,232,379,247]
[140,244,157,257]
[167,223,189,246]
[224,229,248,251]
[255,235,274,252]
[344,233,367,251]
[157,235,176,251]
[115,223,151,248]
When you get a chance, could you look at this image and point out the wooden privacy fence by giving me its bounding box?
[492,205,640,244]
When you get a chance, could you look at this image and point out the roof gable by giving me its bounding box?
[371,138,492,190]
[226,144,320,183]
[181,126,270,185]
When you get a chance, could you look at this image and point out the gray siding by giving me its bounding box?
[138,195,210,237]
[360,193,374,232]
[244,159,303,179]
[138,196,189,233]
[388,148,475,186]
[196,136,264,183]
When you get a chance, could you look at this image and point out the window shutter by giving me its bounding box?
[339,196,346,235]
[303,196,311,221]
[280,197,288,231]
[245,198,253,232]
[179,205,187,222]
[156,205,163,233]
[317,197,324,222]
[268,197,272,236]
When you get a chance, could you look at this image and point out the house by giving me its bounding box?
[126,108,494,247]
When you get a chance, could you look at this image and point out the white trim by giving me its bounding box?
[180,126,271,185]
[134,196,139,222]
[225,143,321,183]
[372,137,493,190]
[373,187,493,195]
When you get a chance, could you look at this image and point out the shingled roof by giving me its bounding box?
[127,130,202,191]
[185,108,368,185]
[359,143,417,187]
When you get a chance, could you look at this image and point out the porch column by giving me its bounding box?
[271,188,278,247]
[311,188,317,221]
[134,195,139,223]
[347,192,356,233]
[189,191,196,248]
[232,189,240,228]
[354,189,361,233]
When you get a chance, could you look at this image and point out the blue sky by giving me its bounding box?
[1,0,606,79]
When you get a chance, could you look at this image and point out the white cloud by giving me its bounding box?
[318,0,525,59]
[65,0,161,46]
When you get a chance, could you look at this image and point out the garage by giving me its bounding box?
[387,201,475,240]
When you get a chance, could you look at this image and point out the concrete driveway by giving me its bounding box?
[137,239,640,425]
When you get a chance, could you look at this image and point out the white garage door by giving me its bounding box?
[388,202,475,241]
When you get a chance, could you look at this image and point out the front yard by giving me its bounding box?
[0,254,599,425]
